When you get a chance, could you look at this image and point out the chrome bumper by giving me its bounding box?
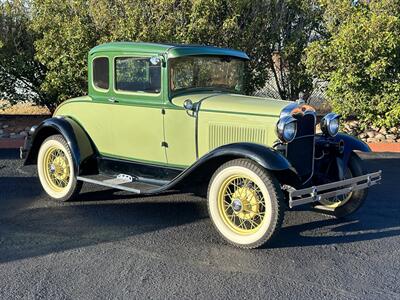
[285,171,382,208]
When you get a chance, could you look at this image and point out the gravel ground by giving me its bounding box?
[0,150,399,299]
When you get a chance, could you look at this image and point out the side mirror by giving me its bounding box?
[183,99,194,111]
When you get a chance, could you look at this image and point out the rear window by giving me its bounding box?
[93,57,109,90]
[115,57,161,94]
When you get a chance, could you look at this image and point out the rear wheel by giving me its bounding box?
[315,152,368,218]
[207,159,285,249]
[37,134,82,201]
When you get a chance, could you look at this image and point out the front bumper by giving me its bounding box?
[285,171,382,208]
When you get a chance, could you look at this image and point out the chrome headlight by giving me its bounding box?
[321,113,340,137]
[276,115,297,143]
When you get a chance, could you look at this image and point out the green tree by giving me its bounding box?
[0,0,50,108]
[172,0,315,98]
[27,0,320,108]
[30,0,99,110]
[305,0,400,128]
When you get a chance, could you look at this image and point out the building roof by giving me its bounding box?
[89,42,249,60]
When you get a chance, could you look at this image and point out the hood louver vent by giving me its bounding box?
[209,123,267,150]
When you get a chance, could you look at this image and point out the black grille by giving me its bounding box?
[286,113,315,180]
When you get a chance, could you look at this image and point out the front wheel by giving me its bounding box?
[37,134,82,201]
[207,159,286,249]
[315,152,368,218]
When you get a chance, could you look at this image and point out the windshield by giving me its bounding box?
[169,56,245,94]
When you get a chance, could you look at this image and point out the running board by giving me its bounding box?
[77,174,163,194]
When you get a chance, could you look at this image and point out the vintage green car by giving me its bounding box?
[23,42,381,248]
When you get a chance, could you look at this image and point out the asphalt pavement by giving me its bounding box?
[0,149,399,299]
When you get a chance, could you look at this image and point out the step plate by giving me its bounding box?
[77,174,161,194]
[102,174,133,185]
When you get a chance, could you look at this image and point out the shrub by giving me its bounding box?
[305,0,400,129]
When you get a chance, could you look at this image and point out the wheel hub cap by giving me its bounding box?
[232,187,260,220]
[232,199,242,212]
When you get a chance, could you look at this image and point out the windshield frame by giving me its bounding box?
[168,55,246,98]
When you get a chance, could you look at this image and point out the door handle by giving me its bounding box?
[108,97,118,103]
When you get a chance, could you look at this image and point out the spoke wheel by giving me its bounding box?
[37,134,82,201]
[208,159,285,249]
[43,146,71,192]
[218,175,266,235]
[319,168,353,209]
[314,152,368,218]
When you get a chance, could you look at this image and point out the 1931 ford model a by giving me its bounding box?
[22,42,381,248]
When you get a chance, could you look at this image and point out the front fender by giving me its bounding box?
[24,117,96,175]
[334,133,371,152]
[334,133,371,166]
[204,143,294,171]
[315,133,371,180]
[165,142,300,191]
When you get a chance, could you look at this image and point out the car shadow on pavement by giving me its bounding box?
[271,217,400,249]
[0,155,398,261]
[0,177,42,210]
[75,187,179,202]
[0,149,20,160]
[0,199,208,264]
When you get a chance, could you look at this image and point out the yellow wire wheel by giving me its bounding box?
[208,159,285,248]
[318,168,353,209]
[42,146,71,192]
[37,134,81,201]
[313,153,368,219]
[217,175,266,235]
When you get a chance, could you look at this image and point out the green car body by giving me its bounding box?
[23,42,381,248]
[54,42,287,168]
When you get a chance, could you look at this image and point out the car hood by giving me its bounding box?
[171,92,290,117]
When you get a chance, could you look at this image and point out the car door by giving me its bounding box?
[163,99,197,168]
[67,54,165,166]
[103,55,166,165]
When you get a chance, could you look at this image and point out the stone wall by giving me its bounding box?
[342,120,400,143]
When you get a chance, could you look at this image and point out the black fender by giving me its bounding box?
[334,133,371,152]
[315,133,371,180]
[334,133,371,166]
[163,142,300,192]
[24,117,96,175]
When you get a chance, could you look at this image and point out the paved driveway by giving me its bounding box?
[0,150,399,299]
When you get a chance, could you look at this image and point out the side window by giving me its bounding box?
[93,57,109,90]
[115,57,161,93]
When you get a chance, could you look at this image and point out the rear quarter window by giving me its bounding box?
[93,57,109,90]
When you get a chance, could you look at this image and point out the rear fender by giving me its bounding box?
[24,117,96,175]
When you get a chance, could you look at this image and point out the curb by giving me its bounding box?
[367,143,400,153]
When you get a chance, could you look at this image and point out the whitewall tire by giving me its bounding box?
[37,134,82,201]
[207,159,286,249]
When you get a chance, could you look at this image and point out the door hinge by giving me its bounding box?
[161,108,165,115]
[161,141,168,148]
